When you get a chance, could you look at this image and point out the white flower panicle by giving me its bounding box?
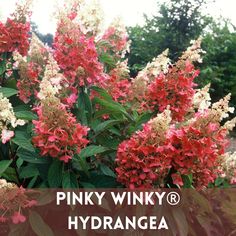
[76,0,104,35]
[180,37,206,63]
[0,179,17,189]
[115,60,130,77]
[29,33,49,65]
[0,92,25,143]
[220,152,236,184]
[0,93,25,129]
[211,94,234,121]
[56,0,103,36]
[12,0,32,22]
[108,17,131,58]
[37,54,65,100]
[136,49,170,83]
[223,117,236,131]
[131,49,170,98]
[12,51,27,69]
[193,83,211,111]
[149,108,172,133]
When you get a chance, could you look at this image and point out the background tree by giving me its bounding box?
[198,20,236,106]
[31,22,53,46]
[127,0,236,115]
[127,0,211,76]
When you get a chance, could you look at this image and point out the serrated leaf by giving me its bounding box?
[1,167,19,183]
[29,211,54,236]
[0,160,12,175]
[27,175,38,188]
[90,86,113,101]
[182,174,193,188]
[48,160,63,187]
[19,165,39,179]
[90,174,119,188]
[93,120,122,133]
[80,182,95,188]
[62,172,78,188]
[15,111,37,121]
[94,97,133,122]
[0,87,18,97]
[0,59,6,75]
[100,53,116,68]
[215,177,224,186]
[100,164,116,178]
[17,148,49,164]
[73,154,90,177]
[12,131,35,152]
[79,145,109,158]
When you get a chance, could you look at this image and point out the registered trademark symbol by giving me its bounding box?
[166,192,181,205]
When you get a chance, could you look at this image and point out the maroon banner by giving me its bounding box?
[0,188,236,235]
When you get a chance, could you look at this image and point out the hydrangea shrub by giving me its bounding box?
[0,0,235,197]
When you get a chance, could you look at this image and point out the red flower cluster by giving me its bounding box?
[32,98,89,163]
[101,25,129,58]
[0,181,37,224]
[53,20,105,88]
[17,62,41,103]
[116,110,229,189]
[103,63,131,104]
[116,113,173,189]
[145,62,198,121]
[170,117,228,188]
[0,18,30,56]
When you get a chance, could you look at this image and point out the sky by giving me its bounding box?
[0,0,236,34]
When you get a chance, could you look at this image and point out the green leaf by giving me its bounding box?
[182,174,193,188]
[0,87,18,97]
[100,164,116,178]
[29,210,54,236]
[99,53,116,68]
[48,159,63,187]
[13,105,31,112]
[19,164,39,179]
[90,86,113,101]
[62,172,78,188]
[16,157,24,168]
[215,177,224,186]
[90,174,119,188]
[83,90,93,122]
[15,111,37,121]
[0,160,12,175]
[94,97,133,121]
[80,182,95,188]
[0,59,6,76]
[93,120,122,134]
[79,145,109,158]
[73,154,90,177]
[12,131,35,152]
[1,167,19,183]
[133,112,153,131]
[27,175,38,188]
[17,148,49,164]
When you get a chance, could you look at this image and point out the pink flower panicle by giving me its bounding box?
[0,19,30,56]
[116,106,230,189]
[0,180,37,224]
[103,61,131,103]
[53,16,105,88]
[32,97,89,163]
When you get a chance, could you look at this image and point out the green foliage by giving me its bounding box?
[198,20,236,107]
[128,0,211,76]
